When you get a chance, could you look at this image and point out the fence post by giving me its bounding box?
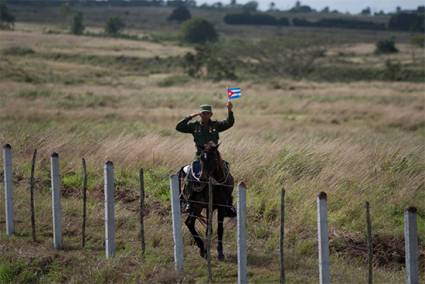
[51,152,62,249]
[82,158,87,248]
[3,144,14,236]
[317,192,330,284]
[207,178,213,283]
[280,186,285,284]
[365,201,373,284]
[139,168,145,255]
[404,207,418,284]
[170,174,183,273]
[237,182,247,284]
[30,149,37,242]
[104,161,115,258]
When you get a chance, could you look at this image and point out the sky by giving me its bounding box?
[198,0,424,13]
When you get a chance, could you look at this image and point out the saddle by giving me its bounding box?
[181,160,205,193]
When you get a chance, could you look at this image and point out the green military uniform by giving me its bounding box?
[176,104,236,217]
[175,105,234,156]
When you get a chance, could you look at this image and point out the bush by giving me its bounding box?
[375,38,398,54]
[167,6,191,23]
[105,16,125,35]
[0,0,15,29]
[183,45,237,80]
[71,11,84,35]
[180,18,218,44]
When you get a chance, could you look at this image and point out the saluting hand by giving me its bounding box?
[189,112,201,118]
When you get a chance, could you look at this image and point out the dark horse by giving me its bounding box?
[179,142,234,260]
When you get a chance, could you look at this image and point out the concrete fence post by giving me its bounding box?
[3,144,14,236]
[51,152,62,249]
[317,192,330,284]
[104,161,115,258]
[170,174,183,273]
[365,201,373,284]
[404,207,419,284]
[237,182,247,284]
[139,168,146,255]
[280,186,285,284]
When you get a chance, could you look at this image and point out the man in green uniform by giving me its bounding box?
[176,102,234,155]
[176,102,236,216]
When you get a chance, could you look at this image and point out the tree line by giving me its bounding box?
[224,12,424,32]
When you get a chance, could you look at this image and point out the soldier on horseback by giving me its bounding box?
[176,102,237,217]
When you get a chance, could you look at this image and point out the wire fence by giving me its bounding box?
[1,144,423,284]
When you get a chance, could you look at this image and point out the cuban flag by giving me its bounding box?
[227,87,241,100]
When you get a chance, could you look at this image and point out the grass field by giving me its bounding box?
[0,6,424,283]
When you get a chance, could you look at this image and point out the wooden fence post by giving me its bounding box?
[51,152,62,249]
[365,201,373,284]
[280,186,285,284]
[3,144,14,236]
[404,207,419,284]
[237,182,247,284]
[30,149,37,242]
[207,178,213,283]
[170,174,183,273]
[317,192,330,284]
[82,158,87,248]
[104,161,115,258]
[139,168,145,255]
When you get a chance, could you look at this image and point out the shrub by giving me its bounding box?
[105,16,125,35]
[167,6,191,23]
[0,0,15,29]
[180,18,218,44]
[375,38,398,54]
[183,45,237,80]
[71,11,84,35]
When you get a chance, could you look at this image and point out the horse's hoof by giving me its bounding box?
[217,253,225,261]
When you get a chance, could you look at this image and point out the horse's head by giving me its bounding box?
[200,141,222,179]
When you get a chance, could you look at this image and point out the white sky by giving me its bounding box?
[198,0,424,13]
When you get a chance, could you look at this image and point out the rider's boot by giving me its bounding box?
[224,205,237,218]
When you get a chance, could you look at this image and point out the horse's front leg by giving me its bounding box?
[185,208,206,259]
[217,207,225,261]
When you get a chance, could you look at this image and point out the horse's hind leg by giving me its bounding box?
[217,207,225,261]
[185,208,206,259]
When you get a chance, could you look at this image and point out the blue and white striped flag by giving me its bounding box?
[227,88,241,100]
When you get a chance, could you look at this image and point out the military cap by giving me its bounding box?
[200,104,213,113]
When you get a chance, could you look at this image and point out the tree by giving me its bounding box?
[105,16,125,35]
[361,7,371,15]
[242,1,258,12]
[167,6,191,23]
[268,2,276,11]
[0,0,15,29]
[389,12,424,32]
[321,6,329,13]
[180,18,218,44]
[71,11,85,35]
